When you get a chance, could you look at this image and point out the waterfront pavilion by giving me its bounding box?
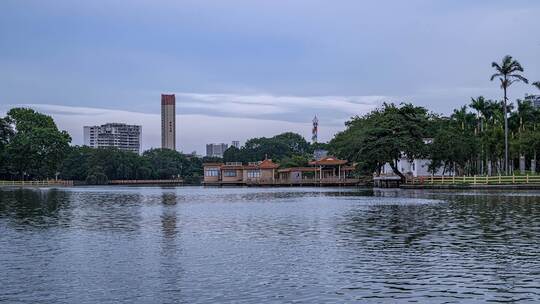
[308,156,353,180]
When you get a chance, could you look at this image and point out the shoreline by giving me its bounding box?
[400,183,540,190]
[5,182,540,190]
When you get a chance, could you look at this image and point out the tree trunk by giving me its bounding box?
[503,85,509,174]
[532,151,537,174]
[389,160,405,181]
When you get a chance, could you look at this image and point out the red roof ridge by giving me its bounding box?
[258,159,279,169]
[309,156,348,166]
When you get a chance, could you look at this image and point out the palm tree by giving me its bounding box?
[470,96,487,132]
[490,55,528,174]
[469,97,488,174]
[515,99,535,131]
[534,82,540,90]
[451,106,475,130]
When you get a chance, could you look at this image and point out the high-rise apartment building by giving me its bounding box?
[232,140,240,148]
[83,123,142,153]
[161,94,176,150]
[206,143,229,158]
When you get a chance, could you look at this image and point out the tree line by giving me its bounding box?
[222,132,328,168]
[330,55,540,178]
[0,107,317,184]
[60,147,211,184]
[0,108,219,184]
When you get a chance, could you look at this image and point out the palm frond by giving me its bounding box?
[491,62,502,70]
[533,81,540,90]
[508,58,524,70]
[490,73,502,81]
[508,74,528,84]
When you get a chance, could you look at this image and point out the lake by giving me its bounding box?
[1,186,539,303]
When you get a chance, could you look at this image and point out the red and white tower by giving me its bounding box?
[312,115,318,143]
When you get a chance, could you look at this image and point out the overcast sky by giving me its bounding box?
[1,0,539,153]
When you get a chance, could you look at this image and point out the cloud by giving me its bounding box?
[176,93,390,124]
[0,98,378,154]
[1,0,539,144]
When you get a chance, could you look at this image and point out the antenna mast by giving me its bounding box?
[312,115,319,143]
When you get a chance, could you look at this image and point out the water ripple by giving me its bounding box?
[0,187,539,303]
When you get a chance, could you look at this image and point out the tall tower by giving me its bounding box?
[312,115,318,143]
[161,94,176,150]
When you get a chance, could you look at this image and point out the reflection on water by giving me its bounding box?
[1,186,539,303]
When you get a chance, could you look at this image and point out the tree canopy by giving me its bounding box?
[223,132,312,163]
[1,108,71,179]
[60,147,204,184]
[330,103,430,178]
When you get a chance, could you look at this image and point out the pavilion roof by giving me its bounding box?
[258,159,280,169]
[309,156,348,166]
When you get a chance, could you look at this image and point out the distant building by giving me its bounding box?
[206,143,229,158]
[161,94,176,150]
[380,139,453,177]
[525,95,540,108]
[83,123,142,153]
[232,140,240,149]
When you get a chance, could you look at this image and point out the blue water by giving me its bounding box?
[0,186,539,303]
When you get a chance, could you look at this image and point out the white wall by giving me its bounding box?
[381,158,454,177]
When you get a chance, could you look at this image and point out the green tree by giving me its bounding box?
[272,132,311,155]
[223,146,244,163]
[5,108,71,179]
[238,132,311,162]
[142,148,189,179]
[330,103,430,179]
[428,118,478,175]
[279,155,309,168]
[470,96,487,132]
[0,118,14,177]
[6,108,57,132]
[85,165,109,185]
[60,146,93,180]
[451,105,477,131]
[490,55,529,173]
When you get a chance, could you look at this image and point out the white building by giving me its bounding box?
[381,158,453,177]
[380,139,454,177]
[84,123,142,154]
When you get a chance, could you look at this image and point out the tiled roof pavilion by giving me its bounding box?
[258,159,280,169]
[309,156,348,166]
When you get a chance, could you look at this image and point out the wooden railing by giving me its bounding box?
[0,180,74,187]
[405,175,540,185]
[109,179,184,185]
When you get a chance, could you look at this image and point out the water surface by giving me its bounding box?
[1,186,539,303]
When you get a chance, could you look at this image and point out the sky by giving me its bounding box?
[1,0,539,154]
